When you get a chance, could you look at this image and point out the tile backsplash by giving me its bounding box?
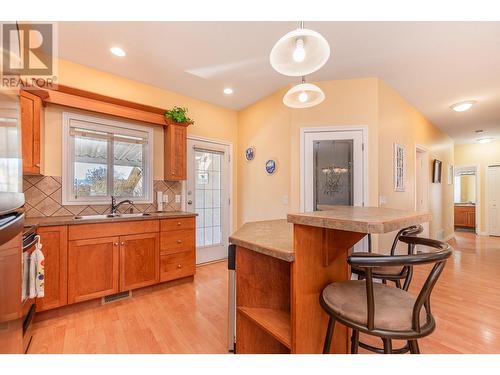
[23,176,182,218]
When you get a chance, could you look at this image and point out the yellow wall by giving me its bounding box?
[237,78,379,226]
[455,140,500,233]
[41,59,239,227]
[237,78,454,249]
[377,80,454,249]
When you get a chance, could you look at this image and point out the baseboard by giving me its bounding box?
[478,231,489,236]
[443,233,455,242]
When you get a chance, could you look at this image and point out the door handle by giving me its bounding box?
[187,200,193,205]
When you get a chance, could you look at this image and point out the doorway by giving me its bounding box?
[415,145,430,237]
[454,165,480,234]
[186,136,232,264]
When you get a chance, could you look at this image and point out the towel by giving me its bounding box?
[29,242,45,298]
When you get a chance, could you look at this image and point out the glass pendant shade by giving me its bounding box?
[283,83,325,108]
[270,28,331,77]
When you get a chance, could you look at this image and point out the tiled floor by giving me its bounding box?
[29,232,500,354]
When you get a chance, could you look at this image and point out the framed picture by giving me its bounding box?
[245,146,255,161]
[433,159,442,183]
[393,143,405,192]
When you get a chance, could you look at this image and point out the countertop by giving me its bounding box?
[24,211,196,227]
[229,219,294,262]
[288,206,431,234]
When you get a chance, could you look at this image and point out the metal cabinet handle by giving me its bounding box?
[177,240,182,244]
[121,241,125,246]
[114,242,118,246]
[177,264,182,269]
[177,221,181,226]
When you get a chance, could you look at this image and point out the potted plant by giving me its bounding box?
[164,106,194,125]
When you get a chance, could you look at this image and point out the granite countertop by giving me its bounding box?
[288,206,431,234]
[229,219,294,262]
[454,203,476,207]
[24,211,196,227]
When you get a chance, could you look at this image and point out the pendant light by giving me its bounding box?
[283,77,325,109]
[270,22,331,77]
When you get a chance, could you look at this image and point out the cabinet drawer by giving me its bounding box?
[160,251,195,282]
[160,217,195,232]
[160,229,195,255]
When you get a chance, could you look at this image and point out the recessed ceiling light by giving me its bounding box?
[223,88,233,95]
[450,100,476,112]
[477,137,494,144]
[110,47,126,57]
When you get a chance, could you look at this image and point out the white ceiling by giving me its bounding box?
[58,21,500,144]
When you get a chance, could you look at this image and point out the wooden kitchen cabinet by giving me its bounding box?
[20,90,42,175]
[164,124,187,181]
[160,250,195,282]
[454,205,476,228]
[119,232,159,291]
[68,236,119,304]
[36,226,68,312]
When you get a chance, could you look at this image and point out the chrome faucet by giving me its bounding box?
[111,196,133,215]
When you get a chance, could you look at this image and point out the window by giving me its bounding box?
[62,112,153,205]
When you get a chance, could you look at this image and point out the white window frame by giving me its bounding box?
[62,112,154,206]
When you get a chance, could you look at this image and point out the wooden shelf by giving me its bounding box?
[237,307,291,348]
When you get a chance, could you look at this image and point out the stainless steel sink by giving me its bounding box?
[73,213,151,220]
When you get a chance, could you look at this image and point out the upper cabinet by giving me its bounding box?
[164,124,187,181]
[20,90,42,175]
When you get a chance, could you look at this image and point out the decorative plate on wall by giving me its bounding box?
[245,147,255,161]
[265,159,277,175]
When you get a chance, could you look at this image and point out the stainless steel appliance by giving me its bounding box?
[227,244,236,352]
[0,89,25,354]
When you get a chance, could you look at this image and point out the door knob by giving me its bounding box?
[187,200,193,205]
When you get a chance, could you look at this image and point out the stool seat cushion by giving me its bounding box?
[322,280,427,331]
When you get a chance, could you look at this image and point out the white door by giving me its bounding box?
[415,148,430,237]
[487,166,500,236]
[186,138,231,264]
[303,130,364,211]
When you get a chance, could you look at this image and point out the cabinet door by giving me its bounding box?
[68,237,119,303]
[20,91,41,175]
[164,124,187,180]
[119,233,159,291]
[36,226,68,312]
[160,250,195,282]
[454,207,467,226]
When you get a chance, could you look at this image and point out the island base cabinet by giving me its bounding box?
[68,237,119,304]
[160,251,195,282]
[119,233,159,291]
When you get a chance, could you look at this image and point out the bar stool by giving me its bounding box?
[352,225,423,290]
[320,236,452,354]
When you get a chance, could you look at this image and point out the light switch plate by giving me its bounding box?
[379,196,387,205]
[175,195,181,203]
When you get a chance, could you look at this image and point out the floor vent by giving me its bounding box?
[102,291,131,305]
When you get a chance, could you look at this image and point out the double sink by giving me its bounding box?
[73,213,151,220]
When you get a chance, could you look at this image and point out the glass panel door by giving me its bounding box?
[313,140,353,211]
[194,150,222,248]
[186,139,230,265]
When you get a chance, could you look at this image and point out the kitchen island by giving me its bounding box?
[229,206,431,354]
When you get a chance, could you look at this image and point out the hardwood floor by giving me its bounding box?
[29,261,228,354]
[29,232,500,354]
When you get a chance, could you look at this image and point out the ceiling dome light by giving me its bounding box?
[110,47,126,57]
[283,82,325,109]
[223,88,234,95]
[477,137,494,144]
[270,25,330,77]
[450,100,476,112]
